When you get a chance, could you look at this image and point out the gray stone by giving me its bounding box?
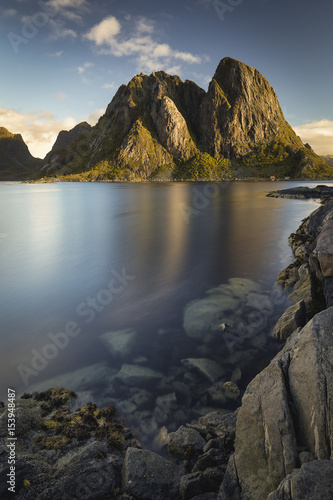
[180,469,224,500]
[100,328,137,357]
[181,358,225,384]
[198,412,237,444]
[298,451,314,465]
[267,461,333,500]
[223,382,240,400]
[192,448,227,472]
[153,392,178,424]
[315,220,333,277]
[183,295,240,339]
[217,454,241,500]
[116,364,163,386]
[168,426,206,459]
[272,300,306,341]
[191,494,218,500]
[122,447,183,500]
[220,307,333,500]
[324,276,333,307]
[208,383,227,406]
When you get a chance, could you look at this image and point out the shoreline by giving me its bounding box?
[1,197,333,499]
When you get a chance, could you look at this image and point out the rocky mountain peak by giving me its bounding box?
[30,57,333,181]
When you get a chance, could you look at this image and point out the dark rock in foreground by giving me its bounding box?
[219,306,333,499]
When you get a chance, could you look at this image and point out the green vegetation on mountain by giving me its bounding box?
[3,58,333,182]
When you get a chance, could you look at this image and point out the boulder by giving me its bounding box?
[315,220,333,277]
[223,382,240,400]
[183,295,239,339]
[116,364,163,386]
[180,469,225,500]
[100,328,137,357]
[198,412,237,446]
[181,358,225,384]
[220,307,333,500]
[267,460,333,500]
[272,300,306,341]
[168,426,206,459]
[122,447,183,500]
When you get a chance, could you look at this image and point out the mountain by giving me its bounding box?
[0,127,42,181]
[37,122,92,178]
[321,155,333,166]
[33,57,333,181]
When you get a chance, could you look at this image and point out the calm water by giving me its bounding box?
[0,181,325,445]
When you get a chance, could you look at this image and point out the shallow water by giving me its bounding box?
[0,180,327,446]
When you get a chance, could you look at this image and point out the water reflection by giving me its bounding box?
[0,181,325,447]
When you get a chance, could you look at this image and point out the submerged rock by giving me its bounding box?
[183,278,263,339]
[181,358,225,384]
[100,328,137,358]
[116,364,163,386]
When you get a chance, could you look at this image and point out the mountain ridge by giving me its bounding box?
[0,127,42,181]
[34,57,331,181]
[2,57,332,182]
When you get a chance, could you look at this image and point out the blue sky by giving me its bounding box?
[0,0,332,158]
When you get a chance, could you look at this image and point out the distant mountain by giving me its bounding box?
[32,57,333,181]
[321,155,333,166]
[0,127,41,181]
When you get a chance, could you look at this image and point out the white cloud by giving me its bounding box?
[84,15,202,73]
[77,62,94,74]
[293,119,333,156]
[84,16,121,45]
[87,108,105,126]
[0,107,77,159]
[41,0,89,39]
[49,19,78,39]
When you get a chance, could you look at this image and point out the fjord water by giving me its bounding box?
[0,181,323,440]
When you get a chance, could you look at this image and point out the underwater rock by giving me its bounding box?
[181,358,225,384]
[116,364,164,386]
[100,328,137,358]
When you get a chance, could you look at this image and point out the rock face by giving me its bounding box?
[220,306,333,500]
[267,460,333,500]
[275,200,333,323]
[122,447,184,500]
[0,127,41,180]
[32,58,333,181]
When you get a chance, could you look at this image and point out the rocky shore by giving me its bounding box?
[267,184,333,200]
[1,198,333,499]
